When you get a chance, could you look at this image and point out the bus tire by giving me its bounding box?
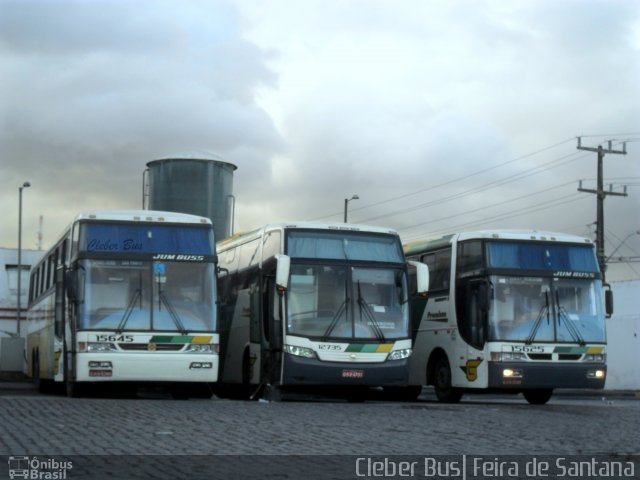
[32,351,41,391]
[523,389,553,405]
[64,363,84,398]
[433,357,463,403]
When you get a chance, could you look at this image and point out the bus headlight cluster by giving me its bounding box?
[584,353,605,363]
[502,368,523,379]
[283,345,317,359]
[387,349,412,361]
[82,342,117,353]
[185,343,219,354]
[491,352,526,362]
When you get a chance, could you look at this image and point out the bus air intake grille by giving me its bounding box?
[119,343,185,351]
[527,353,552,361]
[558,354,582,361]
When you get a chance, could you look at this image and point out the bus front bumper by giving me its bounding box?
[75,352,219,383]
[488,361,606,389]
[281,353,409,387]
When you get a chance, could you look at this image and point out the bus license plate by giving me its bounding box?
[342,369,364,379]
[89,370,112,377]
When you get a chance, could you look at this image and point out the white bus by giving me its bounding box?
[26,210,219,397]
[404,230,612,404]
[215,222,428,400]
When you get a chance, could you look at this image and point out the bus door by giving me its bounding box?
[261,272,284,386]
[246,276,262,385]
[64,264,83,387]
[455,278,489,388]
[53,266,66,382]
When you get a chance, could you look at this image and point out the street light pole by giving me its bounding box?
[17,181,31,336]
[343,194,359,223]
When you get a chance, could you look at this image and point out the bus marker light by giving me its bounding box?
[89,361,112,368]
[189,362,213,369]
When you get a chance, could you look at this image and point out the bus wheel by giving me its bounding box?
[32,351,41,391]
[523,389,553,405]
[433,357,463,403]
[66,379,84,398]
[65,366,84,398]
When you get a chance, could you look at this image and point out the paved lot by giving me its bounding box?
[0,381,638,479]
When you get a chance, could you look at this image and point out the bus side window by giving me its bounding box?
[421,248,451,292]
[457,240,483,274]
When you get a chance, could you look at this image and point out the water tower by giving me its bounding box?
[144,155,237,241]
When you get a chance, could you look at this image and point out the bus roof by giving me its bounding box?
[72,210,212,225]
[404,229,593,256]
[217,221,399,250]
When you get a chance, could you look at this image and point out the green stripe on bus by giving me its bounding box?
[553,346,587,354]
[150,336,194,343]
[345,344,393,353]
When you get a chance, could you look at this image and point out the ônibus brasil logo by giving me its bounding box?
[8,456,72,479]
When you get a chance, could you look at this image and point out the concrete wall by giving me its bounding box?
[0,248,43,336]
[605,280,640,391]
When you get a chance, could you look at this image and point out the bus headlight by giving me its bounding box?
[283,345,317,359]
[83,342,117,353]
[491,351,526,362]
[587,369,605,379]
[584,353,605,363]
[387,349,412,361]
[185,343,219,354]
[502,368,523,378]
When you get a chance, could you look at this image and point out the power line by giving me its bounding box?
[357,150,586,223]
[394,181,575,233]
[401,193,588,242]
[307,137,577,221]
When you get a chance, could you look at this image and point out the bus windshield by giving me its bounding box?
[286,264,408,340]
[287,231,404,262]
[488,275,605,343]
[78,259,216,332]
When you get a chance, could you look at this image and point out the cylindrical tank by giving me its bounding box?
[145,156,237,241]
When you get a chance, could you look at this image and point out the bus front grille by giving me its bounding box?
[119,343,185,351]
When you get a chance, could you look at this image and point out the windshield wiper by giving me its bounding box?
[555,291,585,346]
[321,298,348,340]
[356,281,386,342]
[158,289,188,334]
[116,288,141,334]
[525,291,550,345]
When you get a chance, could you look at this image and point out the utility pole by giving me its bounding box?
[576,137,627,281]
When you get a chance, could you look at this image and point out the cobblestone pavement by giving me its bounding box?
[0,382,638,479]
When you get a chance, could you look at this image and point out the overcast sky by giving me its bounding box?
[1,0,639,280]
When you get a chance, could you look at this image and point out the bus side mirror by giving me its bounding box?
[477,282,489,313]
[65,267,85,304]
[604,284,614,318]
[275,254,291,293]
[408,261,429,297]
[65,269,77,302]
[54,266,66,336]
